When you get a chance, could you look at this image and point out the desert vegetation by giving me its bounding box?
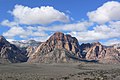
[0,63,120,80]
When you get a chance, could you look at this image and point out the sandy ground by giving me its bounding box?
[0,63,120,80]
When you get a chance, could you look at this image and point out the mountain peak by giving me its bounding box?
[0,35,9,44]
[48,32,64,41]
[46,32,80,50]
[52,32,72,39]
[0,35,6,41]
[53,32,64,35]
[0,35,28,63]
[48,32,78,44]
[28,32,81,63]
[92,42,102,46]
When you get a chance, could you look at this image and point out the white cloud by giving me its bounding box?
[2,20,120,42]
[2,20,92,41]
[1,2,120,43]
[3,26,48,40]
[11,5,69,25]
[69,21,120,42]
[87,1,120,24]
[3,27,27,38]
[36,21,93,32]
[102,39,120,46]
[6,39,16,42]
[1,20,18,27]
[29,36,49,42]
[51,21,93,31]
[69,31,105,42]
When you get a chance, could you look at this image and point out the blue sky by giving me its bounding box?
[0,0,109,20]
[0,0,120,45]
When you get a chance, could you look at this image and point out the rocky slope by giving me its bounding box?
[28,32,120,63]
[0,36,28,63]
[80,42,120,63]
[10,40,41,57]
[28,32,81,63]
[112,43,120,53]
[10,40,41,48]
[0,32,120,64]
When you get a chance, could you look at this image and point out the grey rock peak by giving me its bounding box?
[0,35,28,63]
[0,36,8,44]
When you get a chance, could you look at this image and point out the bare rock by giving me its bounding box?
[80,42,120,63]
[0,36,28,63]
[28,32,81,63]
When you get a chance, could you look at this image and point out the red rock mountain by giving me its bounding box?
[28,32,81,63]
[28,32,120,63]
[0,32,119,64]
[0,36,27,63]
[80,42,120,63]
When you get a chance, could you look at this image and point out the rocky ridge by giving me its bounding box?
[10,40,41,48]
[10,40,41,58]
[28,32,120,63]
[28,32,81,63]
[0,32,120,63]
[80,42,120,63]
[0,36,28,63]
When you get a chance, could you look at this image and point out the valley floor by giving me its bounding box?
[0,63,120,80]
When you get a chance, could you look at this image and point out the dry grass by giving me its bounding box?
[0,63,120,80]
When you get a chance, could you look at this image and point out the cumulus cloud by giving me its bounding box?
[70,31,106,42]
[36,21,93,32]
[1,20,18,27]
[2,20,120,43]
[6,39,16,42]
[51,21,93,31]
[2,20,92,41]
[87,1,120,24]
[29,36,50,42]
[11,5,69,25]
[69,21,120,42]
[3,26,48,40]
[1,1,120,44]
[3,27,26,38]
[102,39,120,46]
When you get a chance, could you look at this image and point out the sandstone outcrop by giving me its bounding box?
[28,32,81,63]
[80,42,120,63]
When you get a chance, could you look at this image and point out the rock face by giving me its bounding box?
[80,42,120,63]
[28,32,120,63]
[85,42,104,60]
[28,32,81,63]
[26,46,38,57]
[1,32,119,64]
[100,48,120,63]
[11,40,41,48]
[10,40,41,58]
[112,44,120,53]
[0,36,28,63]
[80,43,91,58]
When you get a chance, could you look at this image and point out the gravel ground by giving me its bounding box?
[0,63,120,80]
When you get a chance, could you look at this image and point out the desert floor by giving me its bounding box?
[0,63,120,80]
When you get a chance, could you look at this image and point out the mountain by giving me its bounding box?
[27,32,120,63]
[112,43,120,53]
[28,32,81,63]
[0,36,28,63]
[0,32,120,64]
[80,42,120,63]
[10,40,41,48]
[10,40,41,57]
